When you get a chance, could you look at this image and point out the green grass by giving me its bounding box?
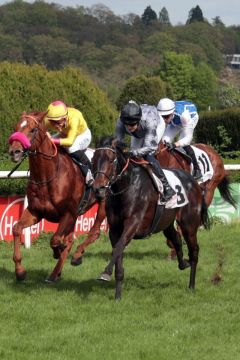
[0,223,240,360]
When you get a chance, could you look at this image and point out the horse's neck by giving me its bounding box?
[28,138,59,181]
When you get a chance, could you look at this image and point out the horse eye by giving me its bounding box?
[30,128,36,134]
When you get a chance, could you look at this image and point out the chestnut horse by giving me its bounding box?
[157,143,236,208]
[92,137,210,300]
[8,111,106,282]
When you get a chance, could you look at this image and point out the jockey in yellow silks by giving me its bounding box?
[44,100,93,186]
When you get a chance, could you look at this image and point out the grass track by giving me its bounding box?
[0,223,239,360]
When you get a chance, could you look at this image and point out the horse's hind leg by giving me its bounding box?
[181,229,199,289]
[163,224,190,270]
[12,208,40,281]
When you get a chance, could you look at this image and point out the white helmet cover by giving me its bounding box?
[157,98,175,116]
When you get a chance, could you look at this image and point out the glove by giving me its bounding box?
[123,150,133,158]
[165,142,176,152]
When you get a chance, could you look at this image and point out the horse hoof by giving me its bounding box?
[16,271,27,282]
[97,272,112,282]
[71,257,82,266]
[179,259,190,270]
[45,277,60,283]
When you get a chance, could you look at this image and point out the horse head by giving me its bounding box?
[8,111,49,162]
[92,136,118,200]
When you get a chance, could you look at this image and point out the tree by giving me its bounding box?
[159,51,195,99]
[141,6,157,25]
[212,16,225,27]
[192,62,217,110]
[117,75,173,110]
[217,83,240,108]
[159,7,171,26]
[187,5,204,24]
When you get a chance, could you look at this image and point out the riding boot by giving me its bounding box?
[144,154,176,202]
[70,150,94,186]
[183,145,202,180]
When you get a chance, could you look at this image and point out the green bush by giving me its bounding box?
[0,62,117,154]
[196,108,240,151]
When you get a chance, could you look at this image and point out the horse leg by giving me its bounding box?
[203,185,215,207]
[98,231,120,282]
[71,199,106,266]
[46,231,74,282]
[50,213,76,259]
[163,225,190,270]
[115,253,124,300]
[48,214,76,281]
[12,208,40,281]
[181,228,199,289]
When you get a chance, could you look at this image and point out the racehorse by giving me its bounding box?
[157,143,236,208]
[92,136,210,300]
[8,111,106,282]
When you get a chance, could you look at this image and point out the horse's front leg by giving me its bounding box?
[71,199,106,266]
[46,231,74,282]
[48,213,76,282]
[12,208,40,281]
[99,220,137,300]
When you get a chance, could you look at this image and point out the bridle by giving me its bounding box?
[25,115,58,159]
[8,114,59,184]
[93,146,131,195]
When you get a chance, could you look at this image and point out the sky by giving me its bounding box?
[37,0,240,27]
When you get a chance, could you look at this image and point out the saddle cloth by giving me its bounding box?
[152,169,189,209]
[191,146,214,184]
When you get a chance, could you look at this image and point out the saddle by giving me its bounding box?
[130,158,161,193]
[172,147,192,165]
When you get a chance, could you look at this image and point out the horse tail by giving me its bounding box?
[218,176,237,209]
[201,197,211,230]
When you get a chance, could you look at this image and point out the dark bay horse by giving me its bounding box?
[8,111,106,282]
[92,136,210,300]
[157,143,236,208]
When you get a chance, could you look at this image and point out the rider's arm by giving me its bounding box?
[115,118,126,142]
[175,110,198,147]
[59,114,80,147]
[132,110,159,156]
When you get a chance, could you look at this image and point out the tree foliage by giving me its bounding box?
[141,6,157,25]
[187,5,204,24]
[116,75,173,110]
[0,62,117,153]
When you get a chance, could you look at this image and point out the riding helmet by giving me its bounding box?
[157,98,175,116]
[120,100,142,125]
[46,100,68,121]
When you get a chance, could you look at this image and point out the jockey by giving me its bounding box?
[157,98,202,180]
[44,100,93,186]
[115,100,176,203]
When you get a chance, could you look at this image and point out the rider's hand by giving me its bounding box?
[51,138,60,145]
[165,142,176,152]
[123,150,133,158]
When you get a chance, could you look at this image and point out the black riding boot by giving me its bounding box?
[70,150,93,186]
[144,154,176,202]
[183,145,202,180]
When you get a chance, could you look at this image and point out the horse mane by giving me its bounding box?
[96,135,127,151]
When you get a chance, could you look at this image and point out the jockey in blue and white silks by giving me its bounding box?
[157,98,202,180]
